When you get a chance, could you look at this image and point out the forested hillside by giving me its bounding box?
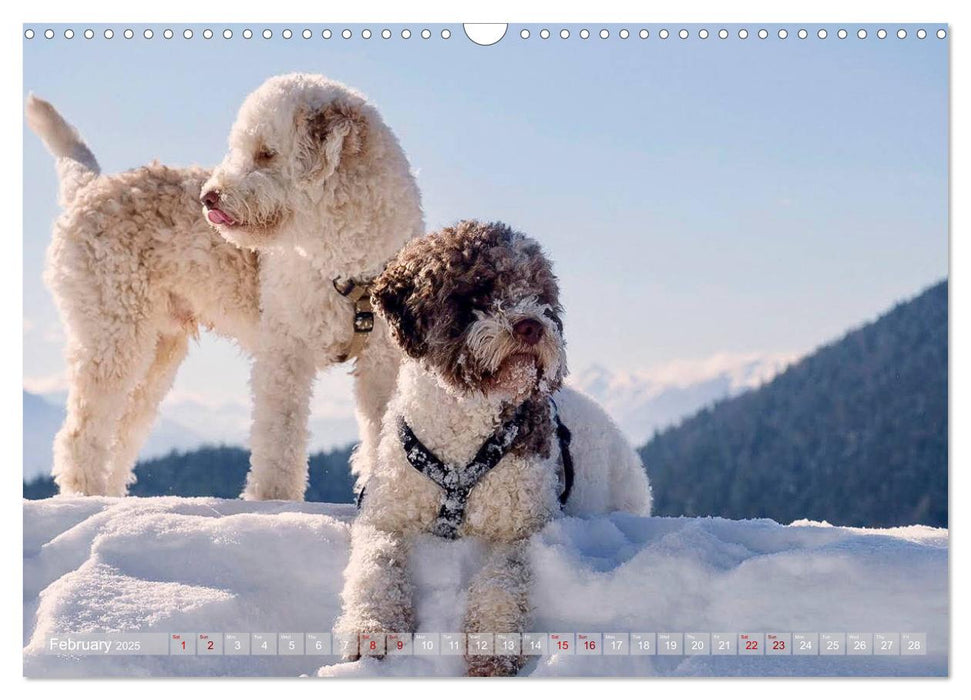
[640,281,948,527]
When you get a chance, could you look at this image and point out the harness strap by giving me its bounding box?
[399,406,524,539]
[357,401,577,527]
[333,277,375,363]
[550,398,574,506]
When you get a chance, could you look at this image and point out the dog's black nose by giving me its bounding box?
[201,190,221,209]
[513,318,544,346]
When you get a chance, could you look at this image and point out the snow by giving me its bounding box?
[23,497,947,677]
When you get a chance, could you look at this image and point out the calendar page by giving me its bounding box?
[20,12,949,681]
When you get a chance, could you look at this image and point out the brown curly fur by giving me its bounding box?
[372,220,565,458]
[372,220,563,388]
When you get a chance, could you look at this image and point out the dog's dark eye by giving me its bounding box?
[254,147,277,165]
[543,308,563,332]
[449,300,476,336]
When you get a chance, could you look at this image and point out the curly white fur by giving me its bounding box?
[26,95,261,496]
[202,74,423,500]
[337,363,652,675]
[27,74,423,500]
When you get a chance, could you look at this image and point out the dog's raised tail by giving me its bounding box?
[25,94,100,205]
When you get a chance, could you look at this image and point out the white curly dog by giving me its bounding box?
[200,74,423,500]
[336,221,651,676]
[27,74,423,498]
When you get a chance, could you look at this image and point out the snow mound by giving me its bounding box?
[23,498,947,677]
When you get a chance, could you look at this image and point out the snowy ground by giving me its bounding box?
[23,497,948,677]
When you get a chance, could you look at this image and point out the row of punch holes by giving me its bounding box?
[24,25,948,43]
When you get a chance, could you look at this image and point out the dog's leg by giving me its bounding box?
[334,522,416,661]
[105,332,190,495]
[53,328,157,497]
[349,323,402,487]
[463,540,532,677]
[243,329,316,501]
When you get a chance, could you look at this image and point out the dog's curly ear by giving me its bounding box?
[371,266,428,359]
[296,100,369,179]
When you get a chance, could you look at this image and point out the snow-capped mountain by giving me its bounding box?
[25,352,796,479]
[569,352,798,446]
[23,391,209,480]
[24,389,361,480]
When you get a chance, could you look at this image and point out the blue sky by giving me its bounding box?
[23,24,948,404]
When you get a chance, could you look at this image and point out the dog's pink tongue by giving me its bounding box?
[207,209,235,225]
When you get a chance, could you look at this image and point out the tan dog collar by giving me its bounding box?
[333,277,375,363]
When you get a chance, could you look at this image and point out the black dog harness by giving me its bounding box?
[389,399,574,539]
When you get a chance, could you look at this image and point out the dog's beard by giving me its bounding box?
[462,302,564,401]
[203,171,289,239]
[486,353,541,403]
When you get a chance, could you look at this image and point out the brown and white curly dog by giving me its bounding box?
[336,220,651,676]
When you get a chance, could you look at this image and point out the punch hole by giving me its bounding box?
[818,29,828,39]
[897,29,907,39]
[560,29,570,39]
[580,29,590,39]
[837,29,847,39]
[124,29,134,39]
[540,29,550,39]
[798,29,808,39]
[64,29,74,39]
[341,29,351,39]
[619,29,630,39]
[143,29,153,39]
[441,29,451,39]
[521,29,530,39]
[659,29,669,39]
[163,29,173,39]
[321,29,331,39]
[738,29,748,39]
[242,29,253,39]
[638,29,648,39]
[361,29,371,39]
[858,29,867,39]
[679,29,689,39]
[203,29,213,39]
[264,29,274,39]
[718,29,728,39]
[400,29,410,39]
[24,28,34,39]
[223,29,233,39]
[698,29,709,39]
[104,29,114,39]
[757,29,768,39]
[283,29,293,39]
[85,29,95,39]
[917,29,927,39]
[936,29,946,39]
[421,29,431,39]
[778,29,788,39]
[464,24,507,46]
[381,29,391,39]
[601,29,609,39]
[877,29,887,39]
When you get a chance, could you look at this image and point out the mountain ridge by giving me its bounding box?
[639,279,948,528]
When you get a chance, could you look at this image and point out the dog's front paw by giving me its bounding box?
[466,654,526,677]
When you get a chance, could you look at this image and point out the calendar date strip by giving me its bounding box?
[43,632,928,657]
